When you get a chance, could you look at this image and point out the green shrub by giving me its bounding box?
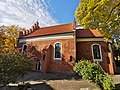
[0,52,34,86]
[74,59,115,90]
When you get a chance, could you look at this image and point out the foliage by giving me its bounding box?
[0,31,6,54]
[113,46,120,60]
[75,0,120,42]
[74,60,115,90]
[0,25,25,53]
[0,52,34,86]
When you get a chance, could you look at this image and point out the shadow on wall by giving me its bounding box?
[62,54,75,67]
[29,46,42,60]
[28,45,42,71]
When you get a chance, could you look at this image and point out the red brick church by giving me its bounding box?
[18,21,116,75]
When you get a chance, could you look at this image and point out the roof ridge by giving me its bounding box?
[39,22,74,29]
[19,21,76,38]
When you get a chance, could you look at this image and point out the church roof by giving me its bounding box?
[19,21,76,38]
[76,29,103,38]
[19,21,103,39]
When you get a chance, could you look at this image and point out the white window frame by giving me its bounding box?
[54,42,62,60]
[91,44,102,61]
[22,44,28,53]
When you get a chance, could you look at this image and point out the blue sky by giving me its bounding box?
[0,0,80,29]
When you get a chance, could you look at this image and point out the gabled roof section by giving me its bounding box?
[19,21,76,38]
[76,29,103,38]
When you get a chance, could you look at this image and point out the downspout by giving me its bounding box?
[108,41,116,74]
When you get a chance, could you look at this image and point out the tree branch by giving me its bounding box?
[106,2,120,22]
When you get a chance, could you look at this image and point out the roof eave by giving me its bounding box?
[18,31,74,39]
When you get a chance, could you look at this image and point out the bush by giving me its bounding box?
[0,52,34,86]
[74,59,115,90]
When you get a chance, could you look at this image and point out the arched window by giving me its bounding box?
[54,42,62,60]
[92,44,102,61]
[35,60,41,70]
[22,44,28,53]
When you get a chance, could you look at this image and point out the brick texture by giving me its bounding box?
[19,38,76,73]
[76,41,113,74]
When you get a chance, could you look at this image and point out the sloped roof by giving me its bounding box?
[21,22,76,38]
[76,29,103,38]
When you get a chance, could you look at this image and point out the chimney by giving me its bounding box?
[26,30,29,34]
[22,31,26,35]
[29,28,32,33]
[36,21,39,29]
[19,31,23,37]
[72,20,76,29]
[34,23,37,30]
[28,21,40,34]
[24,30,27,35]
[32,26,35,31]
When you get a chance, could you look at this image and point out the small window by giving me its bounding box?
[54,42,62,60]
[35,60,41,70]
[22,44,28,53]
[70,56,72,62]
[43,54,45,61]
[92,44,102,61]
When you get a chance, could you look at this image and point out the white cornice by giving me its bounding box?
[19,34,74,43]
[77,38,104,42]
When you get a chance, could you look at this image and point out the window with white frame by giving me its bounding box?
[54,42,62,60]
[92,44,102,61]
[22,44,28,53]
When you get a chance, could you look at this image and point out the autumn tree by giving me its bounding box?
[0,25,25,53]
[0,25,34,87]
[75,0,120,42]
[0,30,6,54]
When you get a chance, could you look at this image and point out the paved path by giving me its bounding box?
[112,75,120,84]
[2,71,120,90]
[2,71,100,90]
[0,72,120,90]
[18,71,100,90]
[8,80,99,90]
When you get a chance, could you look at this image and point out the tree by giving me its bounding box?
[75,0,120,42]
[0,25,25,53]
[0,52,34,86]
[0,29,7,54]
[74,60,115,90]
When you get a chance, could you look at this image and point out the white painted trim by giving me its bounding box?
[54,42,62,60]
[77,38,104,42]
[91,44,102,61]
[19,34,74,43]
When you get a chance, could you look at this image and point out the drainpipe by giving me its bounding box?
[73,29,76,63]
[107,41,116,74]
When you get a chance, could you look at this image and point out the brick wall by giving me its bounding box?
[18,37,115,74]
[76,41,110,73]
[19,38,76,73]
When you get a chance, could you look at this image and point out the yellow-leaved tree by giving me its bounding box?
[0,25,25,53]
[75,0,120,42]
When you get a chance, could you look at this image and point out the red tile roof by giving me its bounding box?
[76,29,103,38]
[21,22,76,38]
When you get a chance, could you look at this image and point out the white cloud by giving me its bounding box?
[0,0,58,28]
